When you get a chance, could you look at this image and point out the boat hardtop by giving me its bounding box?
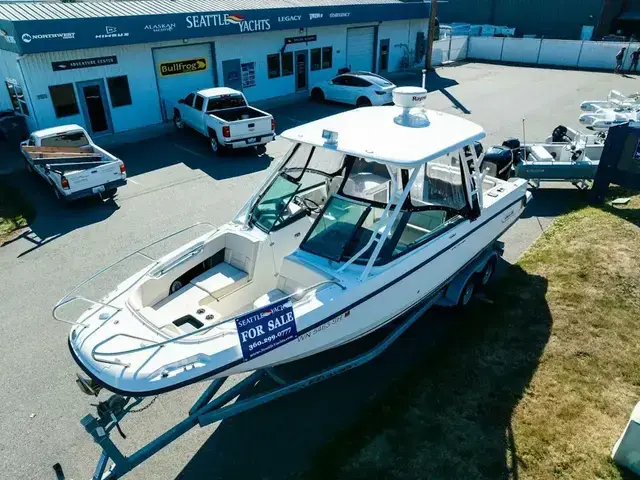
[59,87,530,396]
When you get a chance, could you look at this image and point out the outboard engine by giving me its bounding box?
[481,146,514,181]
[551,125,569,143]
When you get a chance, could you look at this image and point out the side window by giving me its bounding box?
[322,47,333,69]
[267,54,281,79]
[49,83,79,118]
[107,75,132,107]
[393,210,459,257]
[332,76,347,86]
[352,77,371,87]
[193,95,205,111]
[281,52,293,76]
[184,93,195,106]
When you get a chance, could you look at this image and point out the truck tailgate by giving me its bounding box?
[229,116,272,140]
[66,161,123,192]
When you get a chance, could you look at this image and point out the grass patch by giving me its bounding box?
[0,175,33,241]
[308,194,640,480]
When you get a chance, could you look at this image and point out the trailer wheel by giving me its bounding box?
[169,280,183,295]
[458,277,476,308]
[480,257,497,287]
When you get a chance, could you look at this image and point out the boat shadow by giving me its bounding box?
[176,263,551,480]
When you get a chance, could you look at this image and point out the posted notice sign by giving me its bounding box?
[235,298,297,361]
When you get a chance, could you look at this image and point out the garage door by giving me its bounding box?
[153,43,215,120]
[347,27,376,72]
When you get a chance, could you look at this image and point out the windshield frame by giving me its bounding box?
[249,173,301,234]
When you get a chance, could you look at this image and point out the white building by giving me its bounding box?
[0,0,427,138]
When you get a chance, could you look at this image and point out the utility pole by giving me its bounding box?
[425,0,438,71]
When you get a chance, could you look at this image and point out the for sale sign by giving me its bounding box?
[235,298,297,361]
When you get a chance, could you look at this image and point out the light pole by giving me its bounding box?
[424,0,438,71]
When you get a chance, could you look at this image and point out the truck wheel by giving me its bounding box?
[209,134,224,156]
[458,277,477,308]
[173,111,184,129]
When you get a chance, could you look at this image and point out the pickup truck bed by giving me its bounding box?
[208,107,268,122]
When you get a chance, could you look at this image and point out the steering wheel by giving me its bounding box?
[295,196,322,214]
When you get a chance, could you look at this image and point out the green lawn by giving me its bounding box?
[308,192,640,480]
[0,175,33,241]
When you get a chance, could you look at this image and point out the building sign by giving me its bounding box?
[285,35,317,45]
[95,26,129,39]
[309,13,324,20]
[186,13,271,33]
[241,62,256,88]
[52,55,118,71]
[145,23,176,33]
[159,57,208,77]
[330,12,351,18]
[235,298,298,361]
[278,15,302,22]
[21,32,75,43]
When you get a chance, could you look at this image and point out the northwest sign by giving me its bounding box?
[21,32,75,43]
[235,298,298,361]
[159,58,207,77]
[52,56,118,71]
[186,13,271,33]
[285,35,317,45]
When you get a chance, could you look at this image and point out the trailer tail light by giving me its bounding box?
[120,162,126,174]
[222,126,230,138]
[271,118,276,132]
[61,176,70,190]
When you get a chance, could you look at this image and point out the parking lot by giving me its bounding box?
[0,62,635,480]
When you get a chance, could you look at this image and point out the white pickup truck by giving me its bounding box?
[171,87,275,155]
[21,125,126,202]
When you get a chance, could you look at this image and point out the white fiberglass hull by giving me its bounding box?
[69,180,528,397]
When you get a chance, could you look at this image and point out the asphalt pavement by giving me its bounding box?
[0,63,635,480]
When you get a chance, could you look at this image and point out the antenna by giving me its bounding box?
[522,118,527,160]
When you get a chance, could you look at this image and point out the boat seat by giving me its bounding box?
[190,262,249,300]
[530,145,554,162]
[142,284,221,329]
[253,289,288,310]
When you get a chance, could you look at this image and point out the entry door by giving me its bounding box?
[379,39,390,73]
[76,80,112,136]
[222,59,243,91]
[295,50,308,91]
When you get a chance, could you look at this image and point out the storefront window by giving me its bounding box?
[322,47,333,69]
[5,81,29,116]
[49,83,79,118]
[267,54,280,79]
[310,48,321,71]
[107,75,132,107]
[281,52,293,76]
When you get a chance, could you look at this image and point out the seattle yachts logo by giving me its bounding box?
[186,13,271,33]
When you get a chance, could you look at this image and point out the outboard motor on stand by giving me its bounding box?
[551,125,569,143]
[480,138,520,181]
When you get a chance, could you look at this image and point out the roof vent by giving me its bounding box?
[393,87,429,128]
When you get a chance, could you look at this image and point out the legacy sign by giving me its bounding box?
[159,57,207,77]
[52,55,117,71]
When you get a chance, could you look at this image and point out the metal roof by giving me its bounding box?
[0,0,417,21]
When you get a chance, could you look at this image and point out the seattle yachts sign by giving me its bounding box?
[186,13,271,33]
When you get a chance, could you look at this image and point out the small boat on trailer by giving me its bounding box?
[57,87,530,398]
[579,90,640,132]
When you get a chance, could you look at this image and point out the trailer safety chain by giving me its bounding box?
[128,395,158,413]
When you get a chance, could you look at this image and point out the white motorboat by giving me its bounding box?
[579,90,640,131]
[58,87,530,397]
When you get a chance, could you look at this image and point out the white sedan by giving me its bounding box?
[310,72,396,107]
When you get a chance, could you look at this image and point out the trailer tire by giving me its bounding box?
[458,277,477,308]
[480,257,497,287]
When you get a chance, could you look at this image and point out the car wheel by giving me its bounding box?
[458,277,476,308]
[173,111,184,129]
[210,134,224,156]
[356,97,372,107]
[311,88,325,102]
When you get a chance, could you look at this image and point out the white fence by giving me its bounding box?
[430,36,469,66]
[466,36,640,71]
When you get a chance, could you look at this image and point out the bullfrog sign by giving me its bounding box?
[235,298,298,361]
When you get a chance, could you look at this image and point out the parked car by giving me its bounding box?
[310,71,396,107]
[171,87,275,155]
[21,125,126,202]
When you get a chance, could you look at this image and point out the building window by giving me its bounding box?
[107,75,132,107]
[322,47,333,69]
[49,84,79,118]
[5,82,29,116]
[310,48,321,71]
[281,52,293,76]
[267,54,281,79]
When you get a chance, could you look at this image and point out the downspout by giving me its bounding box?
[16,54,40,130]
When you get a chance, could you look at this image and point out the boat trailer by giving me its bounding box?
[60,244,501,480]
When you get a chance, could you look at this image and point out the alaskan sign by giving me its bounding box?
[159,57,207,77]
[235,298,298,361]
[285,35,317,45]
[52,55,117,71]
[5,3,427,54]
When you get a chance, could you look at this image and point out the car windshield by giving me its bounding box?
[206,94,247,111]
[41,131,90,148]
